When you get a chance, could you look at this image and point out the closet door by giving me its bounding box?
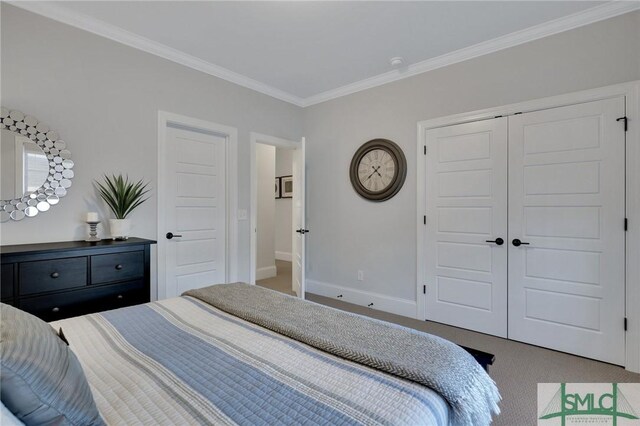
[425,118,508,337]
[508,98,626,365]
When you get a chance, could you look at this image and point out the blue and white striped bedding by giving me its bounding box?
[51,296,450,425]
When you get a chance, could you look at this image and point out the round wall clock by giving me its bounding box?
[349,138,407,202]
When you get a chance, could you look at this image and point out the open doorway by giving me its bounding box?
[249,133,306,298]
[256,144,293,294]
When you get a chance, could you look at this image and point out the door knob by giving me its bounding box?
[512,238,530,247]
[485,238,504,246]
[166,232,183,240]
[295,229,309,234]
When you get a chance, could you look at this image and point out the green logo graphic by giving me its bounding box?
[540,383,639,426]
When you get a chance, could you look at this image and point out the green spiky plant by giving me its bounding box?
[95,174,150,219]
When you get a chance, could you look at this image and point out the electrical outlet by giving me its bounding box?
[357,270,364,281]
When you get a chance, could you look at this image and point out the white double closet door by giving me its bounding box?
[425,97,626,364]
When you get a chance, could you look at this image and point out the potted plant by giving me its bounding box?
[95,174,150,240]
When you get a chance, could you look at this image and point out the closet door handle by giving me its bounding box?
[485,238,504,246]
[512,239,530,247]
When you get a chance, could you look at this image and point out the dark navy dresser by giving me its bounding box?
[1,238,155,321]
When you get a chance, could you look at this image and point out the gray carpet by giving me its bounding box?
[305,294,640,425]
[256,260,294,296]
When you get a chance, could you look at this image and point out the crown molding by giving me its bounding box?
[8,1,639,109]
[7,1,306,107]
[300,1,640,107]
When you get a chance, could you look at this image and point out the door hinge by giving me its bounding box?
[423,215,426,225]
[423,285,426,294]
[624,317,628,331]
[617,116,628,132]
[625,218,628,231]
[424,145,427,155]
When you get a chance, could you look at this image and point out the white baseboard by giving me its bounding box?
[275,251,292,262]
[256,265,277,281]
[306,279,418,319]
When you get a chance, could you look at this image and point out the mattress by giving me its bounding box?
[51,296,450,425]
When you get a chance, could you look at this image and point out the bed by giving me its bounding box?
[2,283,500,426]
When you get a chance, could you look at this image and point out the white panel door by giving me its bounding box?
[292,138,306,298]
[425,118,508,337]
[508,98,626,364]
[164,126,226,297]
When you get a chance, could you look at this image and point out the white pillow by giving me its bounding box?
[1,400,25,426]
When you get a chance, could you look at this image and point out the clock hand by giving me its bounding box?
[365,169,376,181]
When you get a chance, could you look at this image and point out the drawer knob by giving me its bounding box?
[50,272,60,279]
[52,307,60,313]
[117,294,123,299]
[115,264,123,270]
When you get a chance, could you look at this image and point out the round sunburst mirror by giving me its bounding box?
[0,108,74,222]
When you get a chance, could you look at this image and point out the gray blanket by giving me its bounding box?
[184,283,501,425]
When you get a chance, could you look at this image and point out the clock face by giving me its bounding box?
[357,148,397,192]
[349,139,407,202]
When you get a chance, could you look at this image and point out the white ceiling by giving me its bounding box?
[11,1,640,106]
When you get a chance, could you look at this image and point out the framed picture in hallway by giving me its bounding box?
[280,175,293,198]
[275,177,281,199]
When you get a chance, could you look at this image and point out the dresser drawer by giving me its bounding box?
[20,257,88,295]
[91,251,144,284]
[2,264,14,300]
[19,280,147,322]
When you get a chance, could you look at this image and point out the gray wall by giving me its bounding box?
[302,11,640,302]
[0,5,303,292]
[256,143,276,277]
[275,147,293,259]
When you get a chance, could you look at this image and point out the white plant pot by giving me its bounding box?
[109,219,131,240]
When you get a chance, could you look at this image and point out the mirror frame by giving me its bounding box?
[0,107,74,222]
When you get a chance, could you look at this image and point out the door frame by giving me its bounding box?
[157,111,239,300]
[417,80,640,372]
[249,132,300,285]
